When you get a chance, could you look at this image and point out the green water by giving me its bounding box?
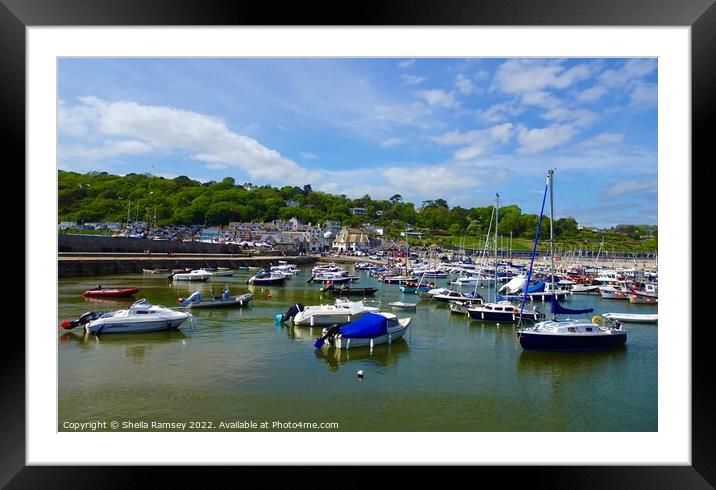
[58,267,657,431]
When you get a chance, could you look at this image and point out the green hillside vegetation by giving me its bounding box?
[58,170,657,252]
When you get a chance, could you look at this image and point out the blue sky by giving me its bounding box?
[58,58,657,227]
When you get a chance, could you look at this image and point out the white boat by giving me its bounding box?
[178,287,253,308]
[60,299,191,334]
[432,289,483,303]
[389,301,417,311]
[172,269,212,281]
[603,312,658,324]
[247,269,287,285]
[314,312,411,349]
[280,298,379,326]
[211,269,235,277]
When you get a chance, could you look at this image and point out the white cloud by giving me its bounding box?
[299,152,317,160]
[432,123,513,161]
[603,178,657,198]
[494,59,592,95]
[521,91,561,109]
[382,165,480,193]
[59,97,313,183]
[576,85,607,102]
[630,82,657,107]
[455,74,474,95]
[477,102,524,124]
[600,59,657,87]
[542,107,596,128]
[516,124,577,154]
[580,132,625,148]
[402,74,426,85]
[454,145,485,161]
[432,123,513,147]
[380,138,406,148]
[418,89,459,109]
[398,59,415,69]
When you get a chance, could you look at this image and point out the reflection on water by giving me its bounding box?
[313,340,410,372]
[81,296,137,308]
[517,344,628,373]
[59,330,189,362]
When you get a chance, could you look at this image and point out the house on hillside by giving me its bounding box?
[332,227,370,253]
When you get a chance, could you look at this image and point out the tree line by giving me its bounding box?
[58,171,655,243]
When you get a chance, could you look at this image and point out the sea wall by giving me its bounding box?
[59,234,252,254]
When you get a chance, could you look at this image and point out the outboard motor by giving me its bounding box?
[277,303,304,323]
[178,291,202,306]
[60,311,103,330]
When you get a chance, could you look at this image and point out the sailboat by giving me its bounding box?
[516,169,627,351]
[468,193,543,323]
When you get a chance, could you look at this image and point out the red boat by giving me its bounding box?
[82,287,139,298]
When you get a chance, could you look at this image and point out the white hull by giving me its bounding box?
[82,299,191,334]
[85,317,188,334]
[173,270,212,281]
[333,318,411,349]
[389,302,417,311]
[293,309,375,326]
[603,313,658,323]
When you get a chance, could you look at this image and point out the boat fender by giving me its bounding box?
[591,315,605,326]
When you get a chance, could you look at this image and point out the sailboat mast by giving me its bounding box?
[548,169,555,306]
[495,193,499,302]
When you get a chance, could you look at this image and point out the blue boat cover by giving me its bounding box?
[339,312,388,338]
[551,295,593,315]
[526,281,545,293]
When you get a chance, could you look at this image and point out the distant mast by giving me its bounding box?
[548,168,555,319]
[494,193,500,302]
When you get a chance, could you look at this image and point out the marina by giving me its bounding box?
[58,260,657,431]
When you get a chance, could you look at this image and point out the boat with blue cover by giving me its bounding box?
[313,311,411,350]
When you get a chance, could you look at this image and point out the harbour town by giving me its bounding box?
[56,57,658,433]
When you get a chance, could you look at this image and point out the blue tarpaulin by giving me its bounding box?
[526,281,545,293]
[339,312,388,338]
[551,295,593,315]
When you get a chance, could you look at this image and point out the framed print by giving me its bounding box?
[5,0,713,487]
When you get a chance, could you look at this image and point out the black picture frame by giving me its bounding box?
[5,0,711,487]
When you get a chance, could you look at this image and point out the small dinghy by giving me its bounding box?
[389,301,417,311]
[82,286,139,298]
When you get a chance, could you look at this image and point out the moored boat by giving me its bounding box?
[516,170,627,352]
[319,284,378,296]
[389,301,417,311]
[277,299,379,326]
[247,269,288,285]
[60,298,192,334]
[313,311,411,350]
[172,269,212,281]
[82,287,139,298]
[178,287,253,308]
[603,312,657,324]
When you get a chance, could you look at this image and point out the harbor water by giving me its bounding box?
[58,266,657,431]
